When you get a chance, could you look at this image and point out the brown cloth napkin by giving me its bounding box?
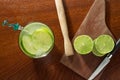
[61,0,115,79]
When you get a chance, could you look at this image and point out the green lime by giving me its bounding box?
[32,28,53,53]
[92,35,115,56]
[22,35,37,55]
[73,35,93,55]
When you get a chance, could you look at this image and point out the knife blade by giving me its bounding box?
[88,38,120,80]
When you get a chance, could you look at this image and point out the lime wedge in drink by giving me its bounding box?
[73,35,93,55]
[22,35,36,55]
[32,28,53,53]
[92,35,115,57]
[19,22,54,58]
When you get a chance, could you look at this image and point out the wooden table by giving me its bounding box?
[0,0,120,80]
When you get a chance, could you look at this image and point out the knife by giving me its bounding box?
[88,38,120,80]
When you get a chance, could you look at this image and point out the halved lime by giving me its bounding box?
[92,35,115,57]
[73,35,93,55]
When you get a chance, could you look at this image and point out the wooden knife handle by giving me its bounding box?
[55,0,74,56]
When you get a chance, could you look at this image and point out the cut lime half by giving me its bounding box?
[92,35,115,57]
[73,35,93,55]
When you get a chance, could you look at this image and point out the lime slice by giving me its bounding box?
[73,35,93,54]
[38,27,54,39]
[32,28,53,53]
[92,35,115,56]
[22,35,37,55]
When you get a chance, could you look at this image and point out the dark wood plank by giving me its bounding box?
[0,0,120,80]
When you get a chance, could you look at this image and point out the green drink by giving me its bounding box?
[19,22,54,58]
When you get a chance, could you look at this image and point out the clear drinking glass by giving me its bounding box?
[19,22,54,58]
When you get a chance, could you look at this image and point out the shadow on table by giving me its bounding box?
[32,45,86,80]
[32,45,63,80]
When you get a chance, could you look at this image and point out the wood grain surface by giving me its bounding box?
[0,0,120,80]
